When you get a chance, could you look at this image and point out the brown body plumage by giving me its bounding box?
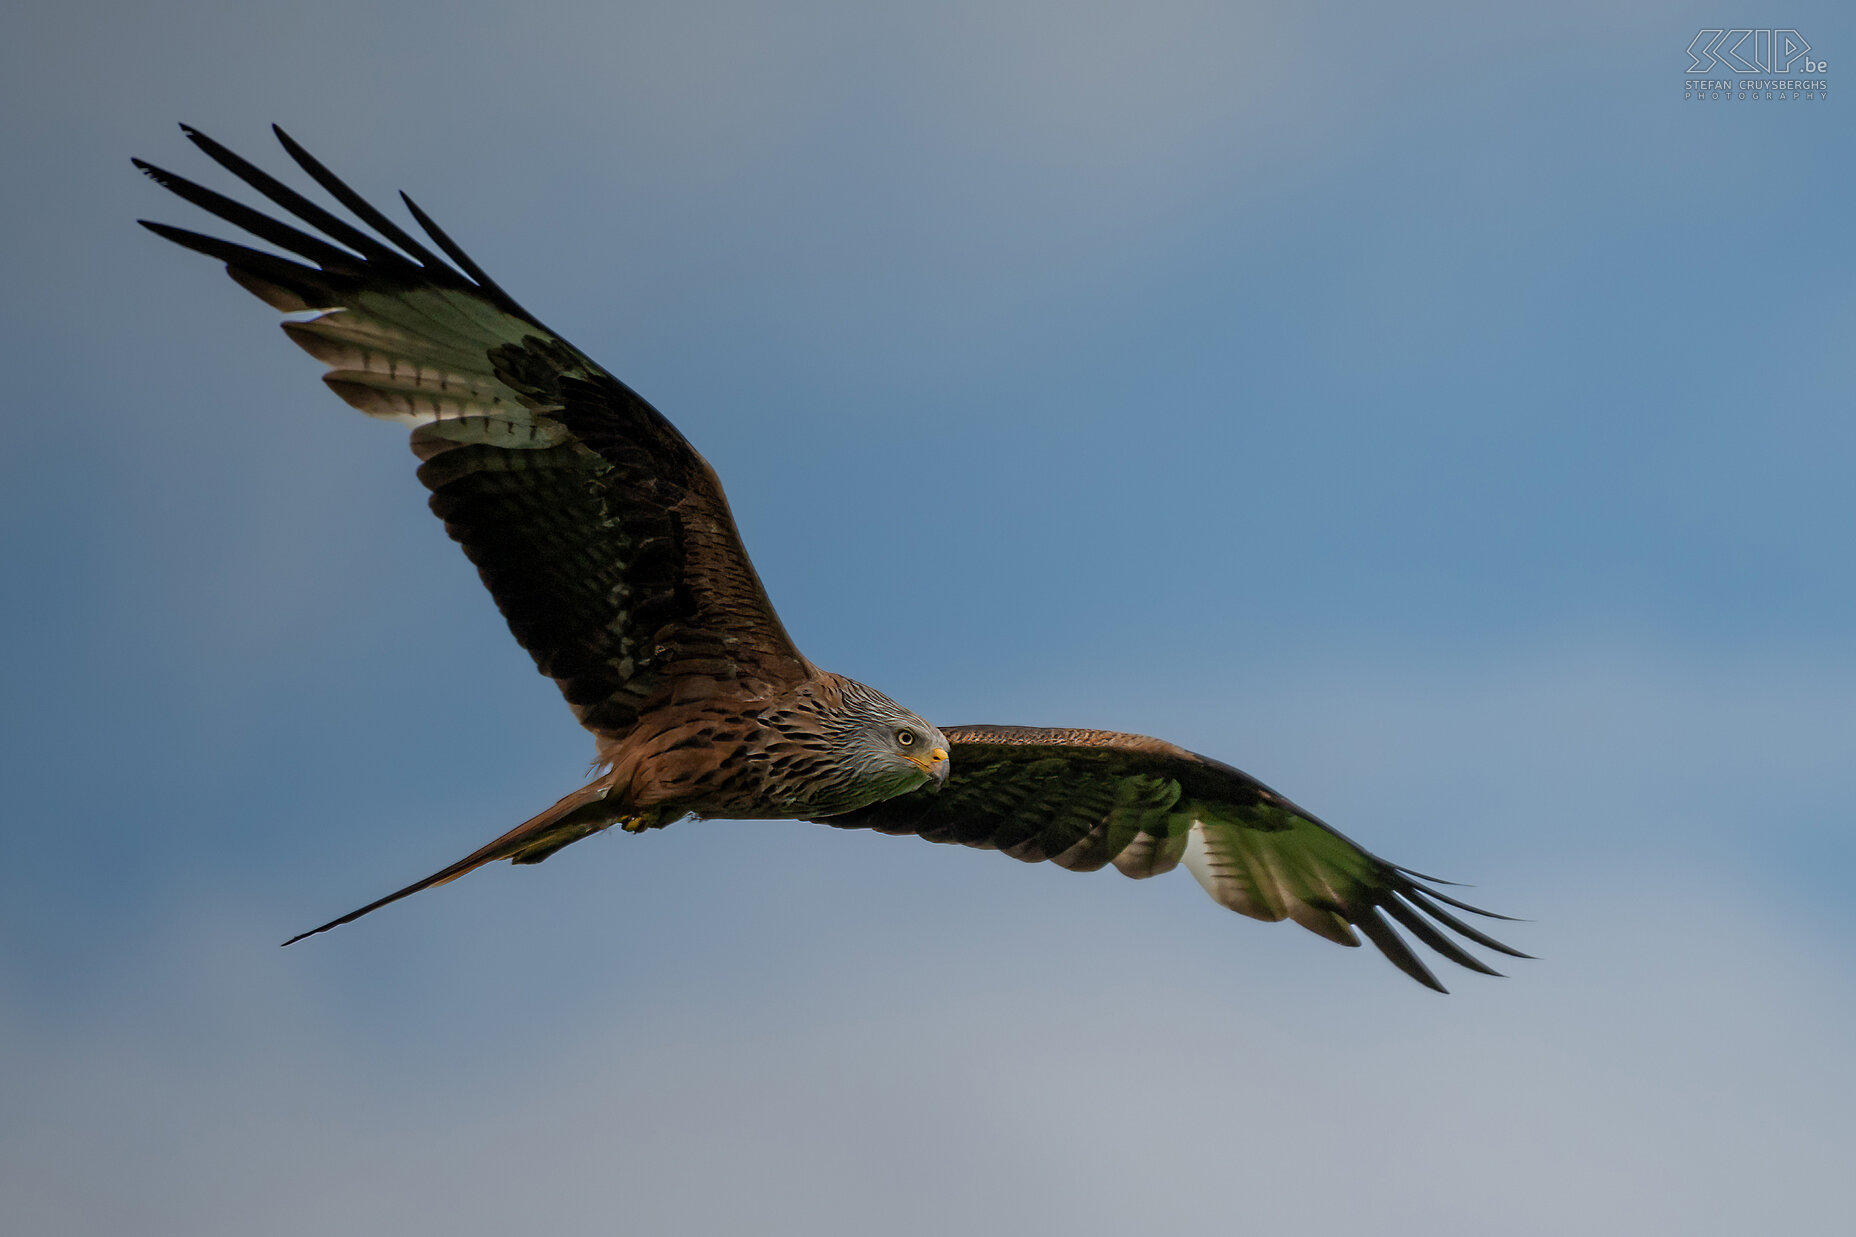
[139,126,1524,990]
[286,671,947,943]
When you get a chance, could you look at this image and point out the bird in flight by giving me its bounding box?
[136,125,1526,990]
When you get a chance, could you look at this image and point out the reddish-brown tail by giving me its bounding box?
[282,779,623,945]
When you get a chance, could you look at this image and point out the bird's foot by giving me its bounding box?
[619,813,654,833]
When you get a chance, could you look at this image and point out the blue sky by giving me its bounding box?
[3,1,1852,1233]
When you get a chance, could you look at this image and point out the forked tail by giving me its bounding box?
[282,779,627,945]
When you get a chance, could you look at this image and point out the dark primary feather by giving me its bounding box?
[136,125,814,745]
[816,726,1528,992]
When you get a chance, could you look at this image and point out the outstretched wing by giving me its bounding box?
[815,725,1526,991]
[136,125,814,745]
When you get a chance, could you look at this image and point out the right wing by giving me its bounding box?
[136,125,816,745]
[816,725,1527,992]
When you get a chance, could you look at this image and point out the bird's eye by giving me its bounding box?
[896,730,915,747]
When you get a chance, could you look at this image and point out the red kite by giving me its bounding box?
[138,126,1524,990]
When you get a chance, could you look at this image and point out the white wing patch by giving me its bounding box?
[1184,814,1362,946]
[277,296,573,447]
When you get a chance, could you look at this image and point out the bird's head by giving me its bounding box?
[819,677,950,809]
[881,716,951,790]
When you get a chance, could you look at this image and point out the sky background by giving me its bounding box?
[3,1,1853,1233]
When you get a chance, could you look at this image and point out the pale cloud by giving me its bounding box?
[2,865,1848,1237]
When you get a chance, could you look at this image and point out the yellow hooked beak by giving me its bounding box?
[906,746,951,787]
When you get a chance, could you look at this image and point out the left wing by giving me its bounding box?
[134,125,818,750]
[814,725,1526,991]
